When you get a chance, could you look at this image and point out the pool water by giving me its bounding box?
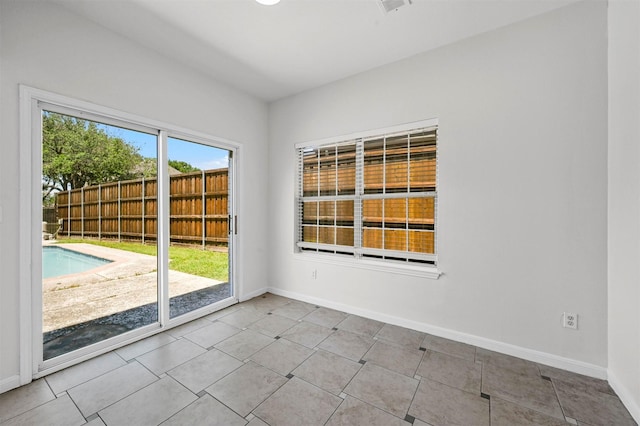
[43,246,112,279]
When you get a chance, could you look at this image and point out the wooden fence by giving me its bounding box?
[301,138,436,254]
[54,168,229,248]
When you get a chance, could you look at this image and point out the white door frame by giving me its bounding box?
[19,85,240,382]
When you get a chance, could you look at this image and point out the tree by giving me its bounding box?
[42,113,143,200]
[132,157,158,179]
[168,160,200,174]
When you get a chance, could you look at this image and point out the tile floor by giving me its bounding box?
[0,293,636,426]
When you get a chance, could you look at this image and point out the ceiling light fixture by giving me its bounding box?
[256,0,280,5]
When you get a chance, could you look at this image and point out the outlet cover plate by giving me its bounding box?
[563,312,578,330]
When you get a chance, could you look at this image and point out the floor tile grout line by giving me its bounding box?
[0,380,58,425]
[411,346,427,381]
[362,339,427,379]
[43,376,56,398]
[246,313,303,339]
[420,347,485,397]
[113,350,127,364]
[308,350,364,397]
[488,385,492,426]
[165,348,247,393]
[246,372,292,422]
[48,353,129,395]
[422,374,489,398]
[359,337,387,364]
[84,412,100,423]
[77,365,164,421]
[212,332,277,362]
[339,390,415,424]
[63,387,86,422]
[155,388,223,426]
[400,348,426,424]
[246,341,315,378]
[549,376,571,422]
[340,356,427,420]
[115,334,179,362]
[255,373,346,425]
[202,360,290,419]
[479,353,484,397]
[489,393,572,425]
[201,389,257,421]
[301,322,337,349]
[251,412,270,426]
[133,358,162,379]
[134,337,212,376]
[404,377,421,424]
[534,362,569,421]
[156,397,194,425]
[485,373,573,423]
[322,393,347,426]
[145,378,197,425]
[335,316,384,339]
[166,317,215,339]
[182,320,242,342]
[421,343,477,363]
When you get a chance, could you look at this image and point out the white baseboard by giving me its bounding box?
[0,375,21,394]
[608,369,640,423]
[239,286,269,303]
[266,287,607,380]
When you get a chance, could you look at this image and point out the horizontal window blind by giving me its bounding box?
[296,125,437,266]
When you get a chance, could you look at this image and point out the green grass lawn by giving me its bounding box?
[56,239,228,281]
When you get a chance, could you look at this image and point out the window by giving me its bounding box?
[296,122,438,268]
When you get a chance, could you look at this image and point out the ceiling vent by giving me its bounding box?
[379,0,411,13]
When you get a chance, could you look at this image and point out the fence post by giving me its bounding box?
[142,177,145,245]
[98,184,102,240]
[118,181,122,242]
[202,170,206,250]
[81,187,85,239]
[67,189,71,238]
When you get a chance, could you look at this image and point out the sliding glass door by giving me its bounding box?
[167,137,232,319]
[41,110,161,361]
[35,99,236,370]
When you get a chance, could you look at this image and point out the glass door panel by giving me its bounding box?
[167,137,231,319]
[42,111,159,360]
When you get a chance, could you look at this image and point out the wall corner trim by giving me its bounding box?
[608,369,640,423]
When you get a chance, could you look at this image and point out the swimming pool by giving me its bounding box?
[43,246,112,279]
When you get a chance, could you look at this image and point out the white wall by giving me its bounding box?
[0,1,268,387]
[608,0,640,419]
[269,1,608,373]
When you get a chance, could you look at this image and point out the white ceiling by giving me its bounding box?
[58,0,578,102]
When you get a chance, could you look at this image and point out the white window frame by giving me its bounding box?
[19,85,241,383]
[294,119,441,279]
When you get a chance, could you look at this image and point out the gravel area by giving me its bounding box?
[43,282,231,359]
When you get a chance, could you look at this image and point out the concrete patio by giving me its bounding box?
[43,243,226,332]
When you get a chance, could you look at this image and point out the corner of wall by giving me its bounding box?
[607,0,640,423]
[609,369,640,423]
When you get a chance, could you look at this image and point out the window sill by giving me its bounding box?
[293,252,441,279]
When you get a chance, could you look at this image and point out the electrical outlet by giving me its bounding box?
[563,312,578,330]
[311,269,317,280]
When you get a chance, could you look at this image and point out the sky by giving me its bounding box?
[105,125,229,171]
